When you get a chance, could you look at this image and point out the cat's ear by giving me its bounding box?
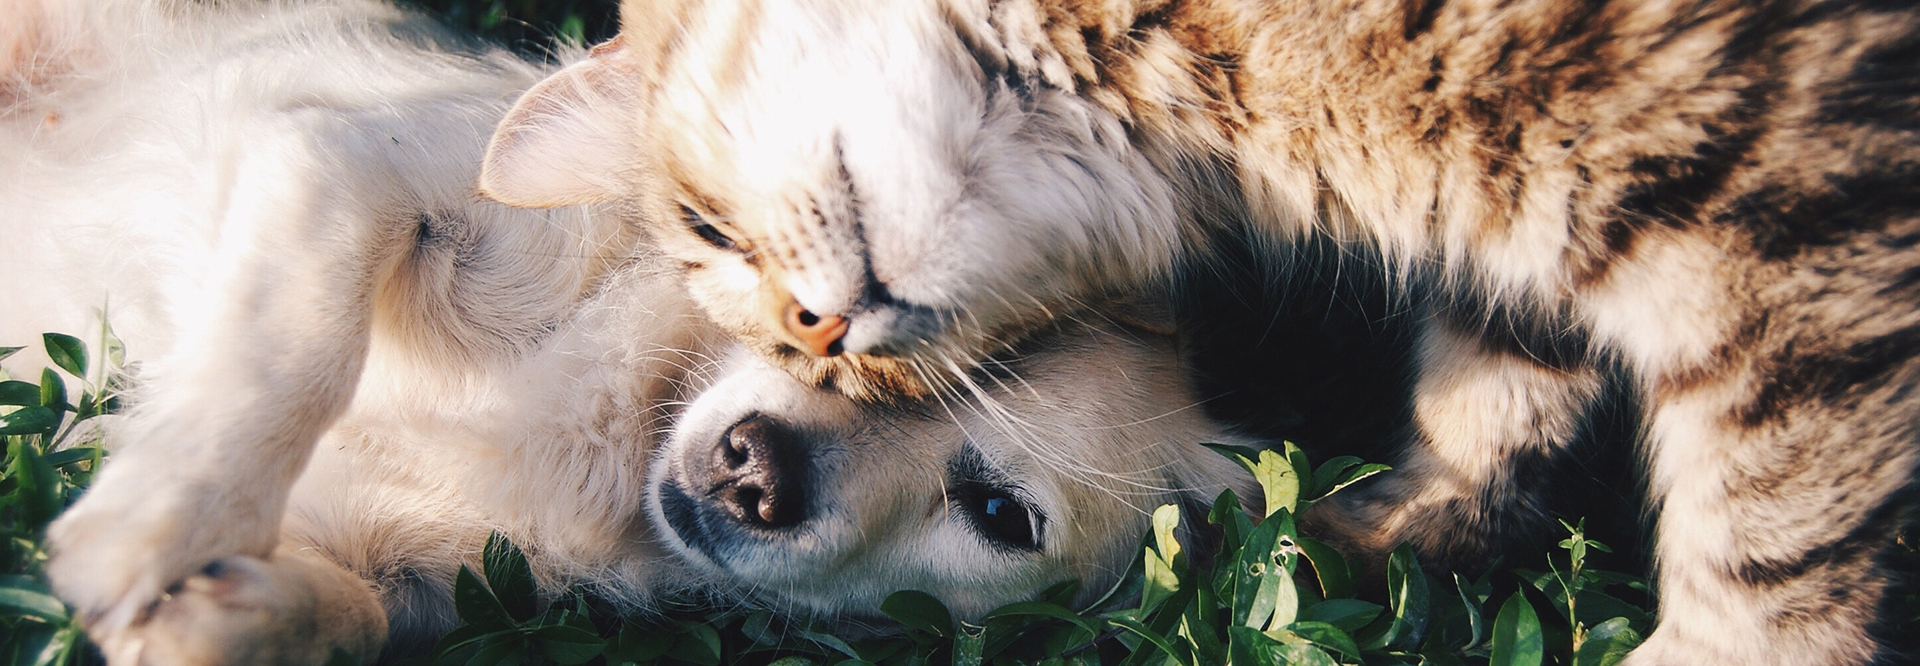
[480,36,648,207]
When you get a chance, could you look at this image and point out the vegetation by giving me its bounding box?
[400,0,619,53]
[0,326,125,666]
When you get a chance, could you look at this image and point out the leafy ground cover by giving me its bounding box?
[0,325,1750,666]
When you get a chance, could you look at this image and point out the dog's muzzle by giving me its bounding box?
[658,414,813,565]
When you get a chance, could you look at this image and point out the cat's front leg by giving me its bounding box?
[1303,313,1604,573]
[100,547,387,666]
[44,118,408,644]
[1622,342,1915,666]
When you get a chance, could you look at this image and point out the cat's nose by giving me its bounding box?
[705,414,808,528]
[783,302,848,357]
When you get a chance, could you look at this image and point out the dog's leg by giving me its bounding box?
[102,545,388,666]
[45,117,412,639]
[1304,313,1604,573]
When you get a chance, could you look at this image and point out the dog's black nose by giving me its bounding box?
[705,414,808,528]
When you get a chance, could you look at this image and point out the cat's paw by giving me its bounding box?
[93,555,385,666]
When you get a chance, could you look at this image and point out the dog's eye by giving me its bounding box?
[961,486,1041,551]
[680,205,739,251]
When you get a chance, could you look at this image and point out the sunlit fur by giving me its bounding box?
[482,0,1920,663]
[1,2,1262,663]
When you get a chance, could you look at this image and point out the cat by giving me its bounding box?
[2,1,1260,663]
[478,0,1920,663]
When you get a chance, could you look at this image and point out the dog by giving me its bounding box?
[0,1,1259,663]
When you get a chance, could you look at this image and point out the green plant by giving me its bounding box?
[0,321,126,666]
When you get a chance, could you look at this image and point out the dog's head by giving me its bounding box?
[481,0,1191,402]
[646,320,1258,620]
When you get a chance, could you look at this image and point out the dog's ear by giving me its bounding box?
[480,37,647,207]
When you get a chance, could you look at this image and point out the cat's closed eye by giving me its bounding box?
[681,205,742,251]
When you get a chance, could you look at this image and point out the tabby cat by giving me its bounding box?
[480,0,1920,663]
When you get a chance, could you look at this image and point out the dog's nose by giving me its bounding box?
[706,414,808,528]
[783,301,847,357]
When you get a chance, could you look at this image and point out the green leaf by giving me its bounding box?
[429,623,498,662]
[481,532,537,622]
[766,658,818,666]
[40,447,98,469]
[0,576,68,621]
[1142,546,1180,613]
[666,624,721,666]
[450,565,512,630]
[1207,487,1252,554]
[41,334,85,379]
[984,601,1105,637]
[1111,585,1198,666]
[0,346,21,362]
[1453,572,1489,649]
[38,369,66,411]
[1201,442,1264,472]
[9,438,62,526]
[1572,589,1653,633]
[97,309,126,372]
[1366,543,1432,652]
[0,381,38,406]
[607,623,672,663]
[1296,536,1354,599]
[1255,450,1300,517]
[1110,616,1193,666]
[1231,509,1284,628]
[1489,593,1545,666]
[463,631,526,666]
[1151,504,1184,570]
[1316,464,1391,501]
[1309,456,1363,498]
[1573,617,1643,666]
[1300,599,1383,634]
[25,624,83,666]
[534,624,604,665]
[1227,626,1338,666]
[794,628,863,661]
[1282,621,1362,661]
[881,590,953,637]
[0,405,59,435]
[952,622,985,666]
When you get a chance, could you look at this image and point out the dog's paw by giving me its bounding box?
[93,554,385,666]
[43,462,291,631]
[45,486,224,633]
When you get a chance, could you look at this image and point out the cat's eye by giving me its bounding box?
[680,205,739,251]
[957,484,1042,551]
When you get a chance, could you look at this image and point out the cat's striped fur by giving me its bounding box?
[481,0,1919,663]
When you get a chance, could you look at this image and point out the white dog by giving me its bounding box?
[0,1,1258,663]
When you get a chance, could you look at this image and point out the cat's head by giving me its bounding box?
[480,0,1183,401]
[646,319,1258,619]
